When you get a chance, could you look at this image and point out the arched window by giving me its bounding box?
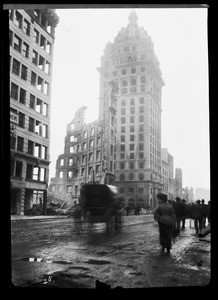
[129,173,134,180]
[139,173,144,180]
[120,173,125,181]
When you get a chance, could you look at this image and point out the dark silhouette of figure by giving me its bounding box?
[154,193,176,254]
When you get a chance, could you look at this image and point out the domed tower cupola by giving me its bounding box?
[128,10,138,25]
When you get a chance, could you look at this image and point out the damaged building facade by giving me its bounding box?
[10,9,59,215]
[49,11,165,209]
[49,83,117,203]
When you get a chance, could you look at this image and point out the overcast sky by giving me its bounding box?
[49,7,209,191]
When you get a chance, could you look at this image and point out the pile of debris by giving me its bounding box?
[24,196,78,216]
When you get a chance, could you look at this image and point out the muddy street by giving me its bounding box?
[11,215,211,288]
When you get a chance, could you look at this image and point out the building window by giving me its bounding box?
[129,187,134,193]
[11,82,19,100]
[120,173,125,181]
[37,76,43,91]
[139,152,144,159]
[122,69,126,75]
[139,173,144,180]
[129,153,134,159]
[141,76,146,83]
[120,153,125,159]
[42,124,48,138]
[59,171,64,179]
[43,103,48,116]
[42,146,47,159]
[141,66,145,72]
[33,167,40,180]
[60,158,64,166]
[22,42,29,58]
[129,144,134,151]
[69,158,73,166]
[31,71,37,86]
[120,144,125,151]
[17,136,24,152]
[121,117,126,124]
[40,35,46,50]
[29,94,35,109]
[139,124,144,132]
[29,117,34,132]
[139,143,144,151]
[121,135,125,142]
[130,98,135,105]
[34,28,39,43]
[129,162,134,169]
[140,97,144,104]
[45,61,50,74]
[139,133,144,141]
[32,50,38,65]
[23,19,30,35]
[46,41,51,54]
[139,115,144,123]
[129,173,134,180]
[130,125,134,132]
[19,88,26,104]
[131,68,136,74]
[14,11,22,28]
[36,98,43,113]
[15,161,23,177]
[138,187,144,194]
[10,136,16,150]
[18,112,25,128]
[130,135,134,142]
[139,162,144,169]
[121,126,125,133]
[12,58,20,76]
[121,107,126,115]
[39,55,45,70]
[130,107,135,114]
[21,65,27,80]
[14,35,22,52]
[44,82,49,95]
[120,162,125,169]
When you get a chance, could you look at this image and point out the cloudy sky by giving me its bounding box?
[49,6,209,191]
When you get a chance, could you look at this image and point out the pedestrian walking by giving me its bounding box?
[154,193,176,254]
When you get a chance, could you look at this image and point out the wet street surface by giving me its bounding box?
[10,215,211,288]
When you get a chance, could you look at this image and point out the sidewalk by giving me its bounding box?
[11,213,153,223]
[11,215,68,222]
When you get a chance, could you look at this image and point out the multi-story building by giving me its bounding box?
[49,83,117,203]
[97,11,165,209]
[161,148,174,200]
[174,168,183,199]
[49,10,165,209]
[10,9,59,215]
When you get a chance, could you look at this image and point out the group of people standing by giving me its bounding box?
[154,193,210,254]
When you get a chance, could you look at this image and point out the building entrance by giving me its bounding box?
[11,189,20,214]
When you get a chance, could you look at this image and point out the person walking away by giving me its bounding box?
[154,193,176,254]
[189,200,203,235]
[172,197,182,235]
[181,199,188,229]
[201,199,207,227]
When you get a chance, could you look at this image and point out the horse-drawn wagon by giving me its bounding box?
[71,184,124,234]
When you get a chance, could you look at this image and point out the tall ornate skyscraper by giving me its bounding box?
[97,11,165,209]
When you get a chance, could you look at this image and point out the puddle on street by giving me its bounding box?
[85,259,111,265]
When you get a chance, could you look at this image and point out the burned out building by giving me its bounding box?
[10,9,59,215]
[49,83,117,203]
